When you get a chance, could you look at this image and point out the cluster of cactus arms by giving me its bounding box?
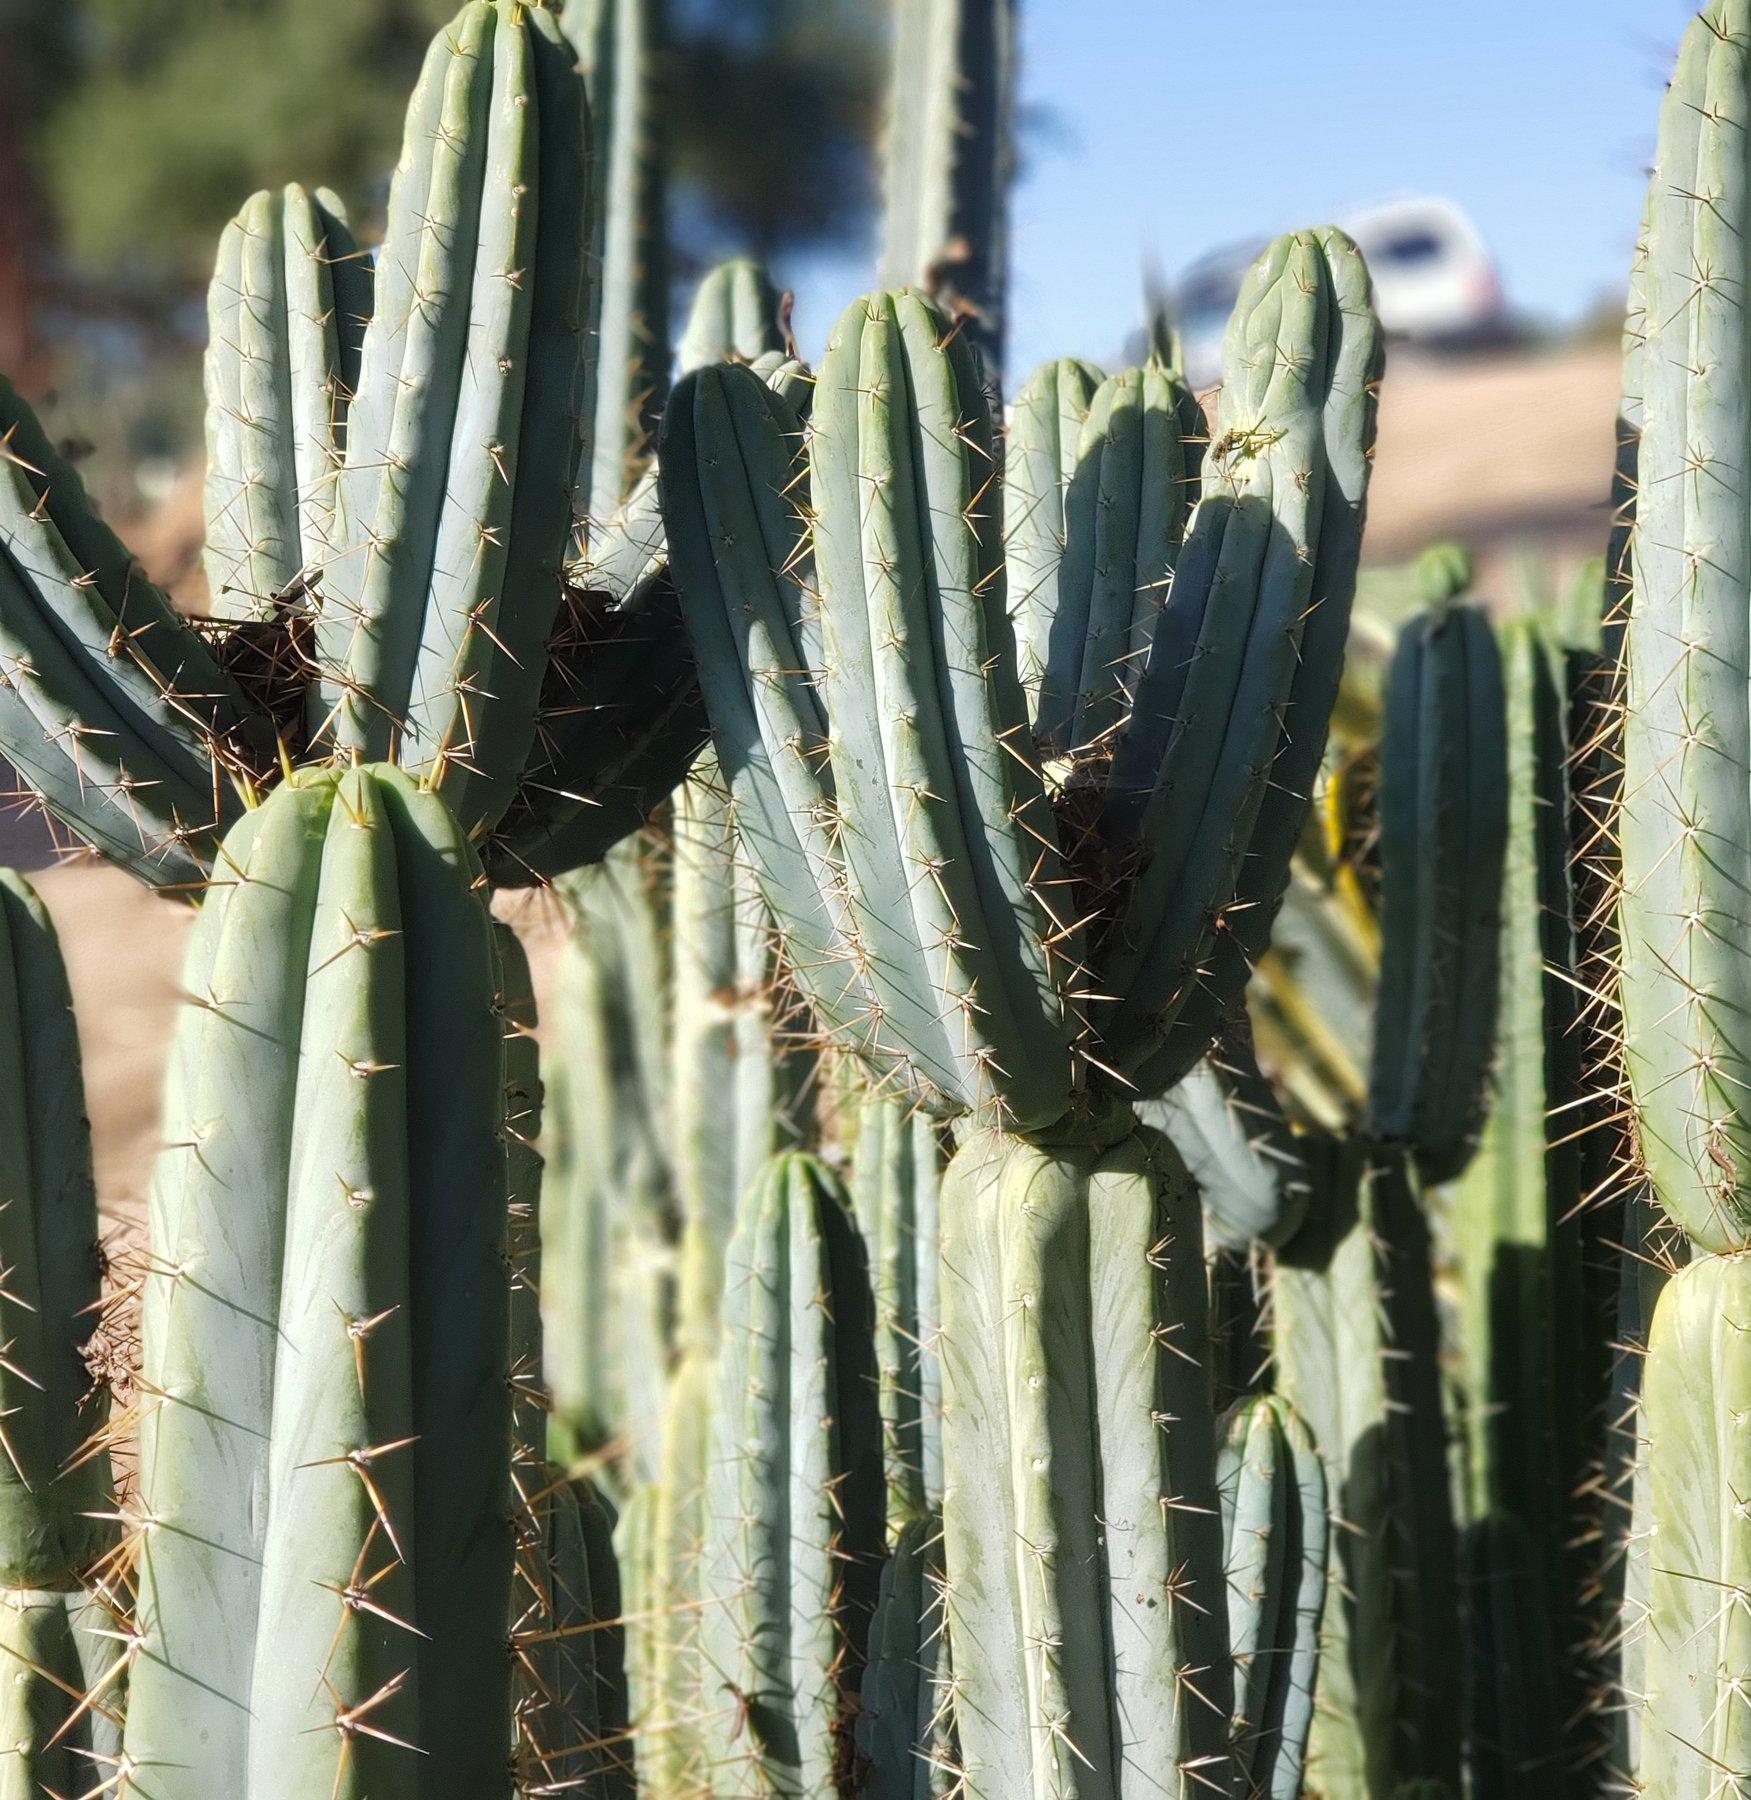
[0,0,1744,1792]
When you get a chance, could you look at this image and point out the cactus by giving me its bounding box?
[513,1472,635,1795]
[672,764,814,1348]
[879,0,1016,376]
[0,871,124,1786]
[856,1511,959,1798]
[1005,356,1104,709]
[937,1125,1230,1793]
[1273,1139,1463,1796]
[1451,615,1599,1788]
[1217,1393,1329,1800]
[319,0,593,839]
[566,0,671,524]
[677,259,789,375]
[850,1092,945,1533]
[125,764,513,1797]
[500,923,548,1470]
[0,375,276,888]
[1619,0,1751,1255]
[541,846,675,1480]
[700,1151,884,1796]
[1146,1012,1311,1252]
[1032,360,1205,757]
[202,183,371,622]
[624,1352,716,1797]
[1368,600,1508,1182]
[1639,1253,1751,1795]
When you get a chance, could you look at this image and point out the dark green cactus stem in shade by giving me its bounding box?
[701,1152,884,1797]
[1217,1393,1329,1800]
[320,0,592,839]
[1145,1011,1310,1252]
[540,848,674,1481]
[1450,616,1591,1792]
[1639,1252,1751,1795]
[125,764,512,1798]
[677,259,788,375]
[856,1511,959,1797]
[202,183,372,621]
[498,923,547,1471]
[565,0,671,524]
[850,1092,945,1532]
[0,376,276,889]
[937,1125,1230,1797]
[513,1472,635,1796]
[1367,601,1508,1183]
[880,0,1016,377]
[1005,356,1103,713]
[0,870,124,1781]
[1620,0,1751,1254]
[1272,1140,1463,1797]
[1100,229,1382,1093]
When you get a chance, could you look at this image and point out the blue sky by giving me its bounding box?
[793,0,1696,377]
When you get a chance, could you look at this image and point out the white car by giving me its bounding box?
[1174,197,1507,387]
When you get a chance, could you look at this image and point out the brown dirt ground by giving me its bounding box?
[24,342,1625,1227]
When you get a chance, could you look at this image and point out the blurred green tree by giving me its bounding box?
[38,0,881,290]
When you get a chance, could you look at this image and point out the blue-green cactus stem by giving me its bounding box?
[203,183,372,621]
[850,1092,944,1532]
[811,288,1078,1127]
[1005,356,1103,713]
[676,259,788,376]
[1035,361,1204,757]
[125,764,512,1798]
[566,0,670,524]
[937,1124,1229,1797]
[701,1152,884,1797]
[1100,229,1381,1093]
[1619,0,1751,1253]
[1218,1392,1329,1800]
[879,0,1017,377]
[0,377,275,888]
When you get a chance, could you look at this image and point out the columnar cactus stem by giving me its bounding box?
[850,1092,944,1532]
[1005,356,1104,713]
[565,0,670,525]
[0,377,275,887]
[1620,0,1751,1255]
[540,848,675,1479]
[677,259,788,375]
[1147,1012,1310,1252]
[321,0,593,837]
[857,1511,959,1797]
[937,1125,1230,1796]
[1368,601,1507,1182]
[1217,1393,1329,1800]
[125,765,512,1798]
[1036,360,1204,757]
[1640,1253,1751,1795]
[879,0,1017,377]
[1273,1141,1463,1795]
[701,1152,884,1797]
[0,870,123,1786]
[202,184,372,621]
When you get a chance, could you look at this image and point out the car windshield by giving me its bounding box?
[1375,230,1448,267]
